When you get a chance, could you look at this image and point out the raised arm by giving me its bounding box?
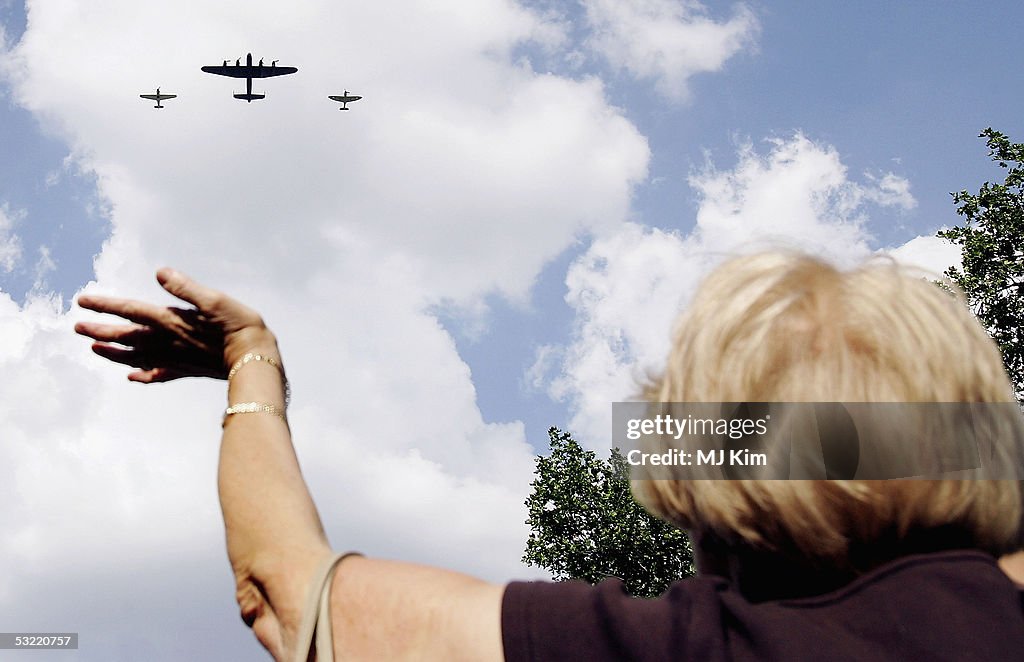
[76,269,505,661]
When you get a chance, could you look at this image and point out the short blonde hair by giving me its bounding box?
[634,251,1024,567]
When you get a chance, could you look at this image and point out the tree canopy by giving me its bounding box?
[939,128,1024,399]
[522,427,694,598]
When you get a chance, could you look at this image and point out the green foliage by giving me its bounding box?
[522,427,694,598]
[939,128,1024,400]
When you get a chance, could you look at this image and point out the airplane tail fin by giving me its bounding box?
[234,93,266,102]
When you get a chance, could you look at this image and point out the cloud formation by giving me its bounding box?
[885,233,961,276]
[543,134,942,445]
[583,0,759,101]
[0,203,22,272]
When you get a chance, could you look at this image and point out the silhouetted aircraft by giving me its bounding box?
[201,53,297,102]
[328,91,362,111]
[140,88,176,109]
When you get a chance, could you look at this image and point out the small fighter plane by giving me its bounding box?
[139,87,176,109]
[201,53,297,102]
[328,91,362,111]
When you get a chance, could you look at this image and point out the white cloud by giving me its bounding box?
[525,343,561,392]
[0,203,23,274]
[688,134,905,263]
[583,0,759,101]
[4,1,649,305]
[863,171,917,210]
[30,244,56,292]
[0,1,646,658]
[549,223,708,443]
[546,134,924,446]
[882,233,961,277]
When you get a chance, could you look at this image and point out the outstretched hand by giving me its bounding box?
[75,268,277,382]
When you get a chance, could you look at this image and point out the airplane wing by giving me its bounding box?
[253,66,298,78]
[140,94,176,101]
[329,95,362,103]
[202,65,245,78]
[202,65,297,78]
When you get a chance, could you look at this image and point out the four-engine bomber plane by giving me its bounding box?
[201,53,297,102]
[328,91,362,111]
[140,87,176,108]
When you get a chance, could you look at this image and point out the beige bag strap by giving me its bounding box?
[292,552,362,662]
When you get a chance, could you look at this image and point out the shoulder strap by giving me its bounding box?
[292,552,363,662]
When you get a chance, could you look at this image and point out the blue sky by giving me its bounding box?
[0,2,106,302]
[1,1,1022,659]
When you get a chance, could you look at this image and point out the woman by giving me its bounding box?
[76,253,1024,660]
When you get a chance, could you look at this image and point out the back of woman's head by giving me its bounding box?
[635,251,1024,567]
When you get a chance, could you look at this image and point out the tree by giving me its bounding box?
[939,128,1024,400]
[522,427,694,598]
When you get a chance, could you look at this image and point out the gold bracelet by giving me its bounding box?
[228,352,283,379]
[228,352,291,407]
[223,401,288,427]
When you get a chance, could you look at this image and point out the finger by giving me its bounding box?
[77,294,138,314]
[128,367,187,384]
[157,268,224,312]
[90,342,152,369]
[77,295,174,328]
[74,320,153,345]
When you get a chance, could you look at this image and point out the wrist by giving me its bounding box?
[224,326,281,370]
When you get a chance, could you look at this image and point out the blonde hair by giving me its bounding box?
[634,251,1024,567]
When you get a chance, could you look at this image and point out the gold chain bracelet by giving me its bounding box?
[227,352,291,407]
[223,401,288,427]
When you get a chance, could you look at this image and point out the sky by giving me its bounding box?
[1,0,1022,659]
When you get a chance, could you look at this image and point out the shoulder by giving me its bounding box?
[502,576,728,662]
[726,551,1024,661]
[501,552,1024,662]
